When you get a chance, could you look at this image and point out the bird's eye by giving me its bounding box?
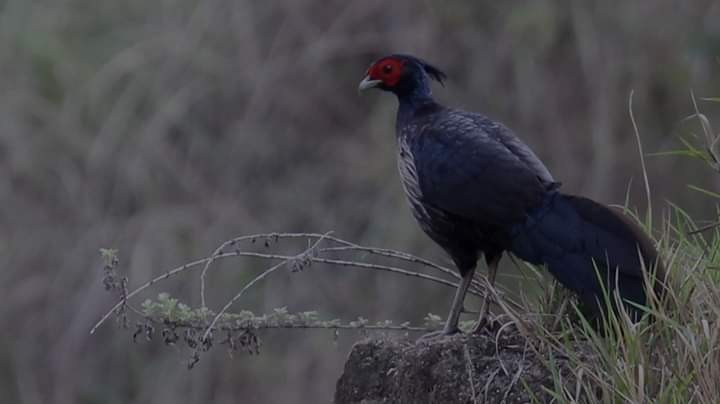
[383,64,393,74]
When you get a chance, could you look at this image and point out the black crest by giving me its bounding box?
[391,54,448,86]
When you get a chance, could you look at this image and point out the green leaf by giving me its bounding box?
[688,184,720,199]
[647,150,702,158]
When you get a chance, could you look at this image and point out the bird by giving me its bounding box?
[358,54,665,335]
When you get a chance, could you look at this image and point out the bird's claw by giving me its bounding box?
[416,328,458,344]
[471,314,497,334]
[471,319,488,334]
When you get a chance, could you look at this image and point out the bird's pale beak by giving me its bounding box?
[358,76,382,92]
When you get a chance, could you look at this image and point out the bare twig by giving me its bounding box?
[200,232,467,308]
[91,253,239,335]
[319,245,458,278]
[201,233,331,342]
[145,317,432,333]
[93,232,527,336]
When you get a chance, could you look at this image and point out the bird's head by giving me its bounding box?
[358,54,446,98]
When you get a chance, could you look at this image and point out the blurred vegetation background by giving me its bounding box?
[1,0,719,403]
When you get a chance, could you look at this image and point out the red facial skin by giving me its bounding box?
[366,58,406,88]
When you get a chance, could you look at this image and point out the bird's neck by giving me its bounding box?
[396,90,437,126]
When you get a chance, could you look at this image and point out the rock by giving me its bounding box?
[334,330,580,404]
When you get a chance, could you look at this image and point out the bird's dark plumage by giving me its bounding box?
[360,54,664,333]
[398,109,554,270]
[511,193,664,321]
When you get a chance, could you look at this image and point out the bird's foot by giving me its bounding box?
[416,327,459,344]
[470,314,496,335]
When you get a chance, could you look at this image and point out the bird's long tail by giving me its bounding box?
[510,192,665,322]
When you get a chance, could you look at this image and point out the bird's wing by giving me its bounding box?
[412,113,549,227]
[489,121,558,188]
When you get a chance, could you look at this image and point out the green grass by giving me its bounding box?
[529,102,720,403]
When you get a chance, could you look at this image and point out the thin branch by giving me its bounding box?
[93,232,527,334]
[308,257,462,290]
[201,233,331,342]
[200,242,229,309]
[200,232,461,307]
[319,245,458,278]
[218,250,464,290]
[91,253,239,335]
[320,244,505,300]
[143,316,432,333]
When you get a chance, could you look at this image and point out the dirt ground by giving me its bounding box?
[335,329,587,404]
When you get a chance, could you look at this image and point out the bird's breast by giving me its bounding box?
[397,136,428,220]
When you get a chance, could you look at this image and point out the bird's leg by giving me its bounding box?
[417,266,475,342]
[472,255,500,334]
[442,267,475,335]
